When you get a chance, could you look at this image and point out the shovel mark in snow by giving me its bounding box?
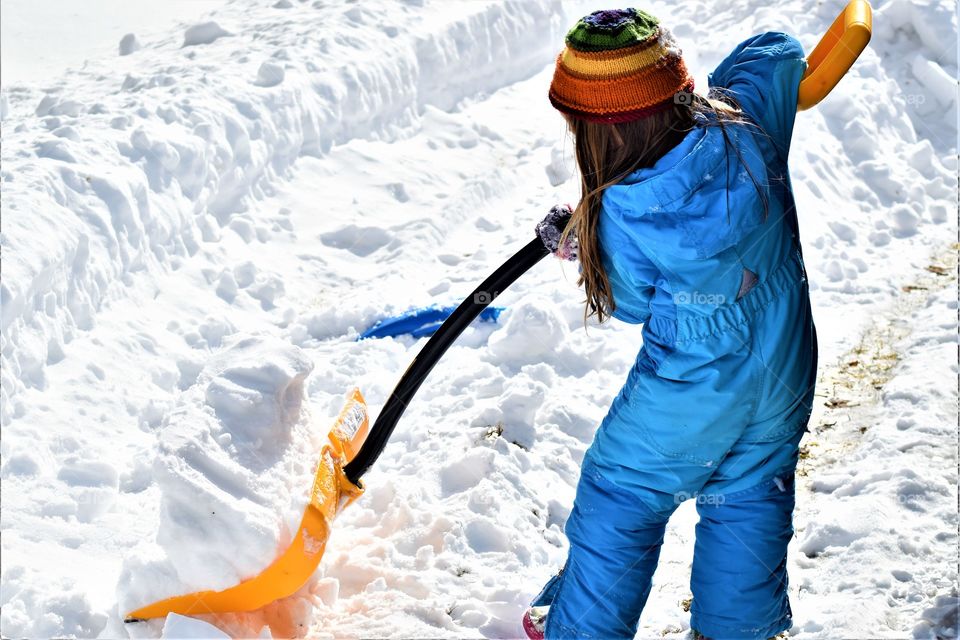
[319,225,391,257]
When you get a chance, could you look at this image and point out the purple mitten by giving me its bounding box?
[536,204,578,261]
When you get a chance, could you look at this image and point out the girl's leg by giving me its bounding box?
[542,459,677,639]
[688,436,801,640]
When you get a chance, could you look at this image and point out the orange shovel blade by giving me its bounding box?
[124,389,369,622]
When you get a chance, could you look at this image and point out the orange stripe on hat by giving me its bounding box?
[550,54,692,116]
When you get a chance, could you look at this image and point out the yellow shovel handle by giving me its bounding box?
[798,0,873,110]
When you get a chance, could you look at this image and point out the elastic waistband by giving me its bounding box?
[676,250,807,343]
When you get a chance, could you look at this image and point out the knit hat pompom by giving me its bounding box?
[549,7,694,123]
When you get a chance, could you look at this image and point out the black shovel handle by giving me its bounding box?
[344,237,549,485]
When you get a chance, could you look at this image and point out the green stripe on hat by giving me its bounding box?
[565,8,660,53]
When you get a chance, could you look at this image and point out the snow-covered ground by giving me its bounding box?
[0,0,956,638]
[0,0,227,88]
[792,249,958,639]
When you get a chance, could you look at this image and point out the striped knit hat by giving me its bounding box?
[549,8,694,123]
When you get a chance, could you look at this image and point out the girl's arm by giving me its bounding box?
[707,32,807,160]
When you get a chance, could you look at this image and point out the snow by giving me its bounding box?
[182,22,234,48]
[139,337,315,591]
[793,278,959,638]
[160,614,230,640]
[0,0,957,638]
[0,0,226,88]
[119,35,142,58]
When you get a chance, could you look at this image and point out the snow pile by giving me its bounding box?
[130,336,313,590]
[182,22,232,48]
[118,335,320,638]
[0,0,956,637]
[0,0,565,428]
[119,34,142,57]
[876,0,959,123]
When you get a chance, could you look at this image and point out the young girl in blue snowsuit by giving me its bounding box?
[529,8,818,640]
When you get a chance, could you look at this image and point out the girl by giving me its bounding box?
[528,8,818,640]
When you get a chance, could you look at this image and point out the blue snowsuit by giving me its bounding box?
[535,33,818,639]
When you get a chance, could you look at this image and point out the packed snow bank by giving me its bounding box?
[118,335,319,638]
[0,0,566,427]
[873,0,959,149]
[137,336,312,590]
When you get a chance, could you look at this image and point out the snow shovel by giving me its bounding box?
[123,237,549,623]
[358,304,505,340]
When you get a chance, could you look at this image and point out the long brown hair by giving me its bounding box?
[562,93,769,324]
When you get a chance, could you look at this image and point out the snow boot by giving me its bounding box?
[522,605,549,640]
